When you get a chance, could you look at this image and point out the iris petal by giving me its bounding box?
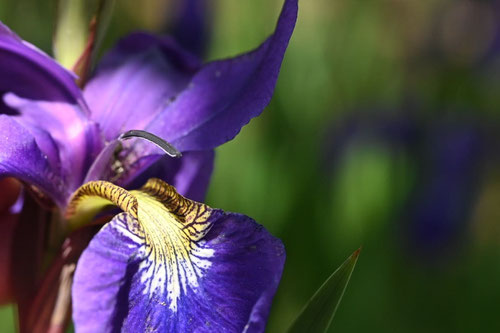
[83,33,201,141]
[72,179,285,332]
[144,0,298,152]
[0,115,67,205]
[84,0,297,155]
[0,21,102,190]
[4,94,102,190]
[0,21,82,107]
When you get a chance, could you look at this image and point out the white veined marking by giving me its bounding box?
[133,194,215,312]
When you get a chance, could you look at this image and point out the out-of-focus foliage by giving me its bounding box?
[0,306,14,331]
[1,0,500,332]
[53,0,115,74]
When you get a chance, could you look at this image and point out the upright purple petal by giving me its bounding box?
[0,115,68,205]
[0,22,82,109]
[144,0,298,152]
[84,33,201,141]
[73,211,284,332]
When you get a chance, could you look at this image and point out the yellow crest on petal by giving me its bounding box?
[66,178,213,239]
[66,178,217,310]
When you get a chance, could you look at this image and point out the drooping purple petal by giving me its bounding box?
[4,94,102,191]
[73,211,285,332]
[0,22,82,111]
[83,33,201,141]
[143,0,298,152]
[0,115,68,205]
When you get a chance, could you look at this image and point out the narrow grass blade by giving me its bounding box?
[287,248,361,333]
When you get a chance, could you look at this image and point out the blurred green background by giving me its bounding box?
[2,0,500,332]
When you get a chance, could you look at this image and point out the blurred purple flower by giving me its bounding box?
[405,118,484,260]
[325,110,485,261]
[0,0,297,331]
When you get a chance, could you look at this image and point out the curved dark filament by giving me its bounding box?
[119,130,182,158]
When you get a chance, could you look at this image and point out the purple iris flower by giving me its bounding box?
[0,0,297,331]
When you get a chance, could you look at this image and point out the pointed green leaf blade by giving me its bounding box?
[287,248,361,333]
